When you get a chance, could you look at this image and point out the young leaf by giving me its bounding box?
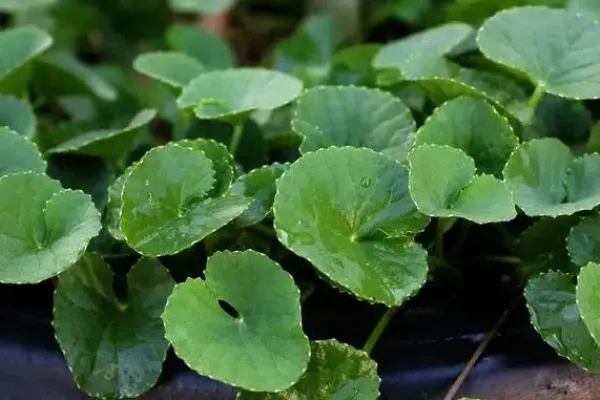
[568,216,600,267]
[120,144,250,256]
[408,145,516,223]
[273,147,429,306]
[176,138,235,197]
[237,339,380,400]
[415,96,518,175]
[0,173,101,283]
[49,109,156,160]
[0,95,36,138]
[133,51,206,88]
[166,24,234,70]
[577,263,600,347]
[0,127,46,177]
[525,271,600,373]
[177,68,303,123]
[333,44,381,79]
[0,25,52,84]
[503,138,600,216]
[373,23,473,70]
[54,254,175,398]
[477,7,600,99]
[167,0,235,14]
[162,250,310,392]
[35,51,117,101]
[292,86,416,161]
[229,162,289,228]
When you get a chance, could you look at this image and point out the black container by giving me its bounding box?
[0,269,594,400]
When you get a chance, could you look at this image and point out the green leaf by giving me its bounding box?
[0,95,36,138]
[0,172,101,283]
[333,44,382,79]
[273,147,429,306]
[167,0,235,14]
[162,250,309,391]
[503,138,600,216]
[415,96,518,175]
[177,68,303,123]
[570,0,600,20]
[0,127,46,178]
[229,162,289,228]
[176,138,235,197]
[525,271,600,374]
[35,51,117,101]
[292,86,416,161]
[568,216,600,266]
[49,109,156,160]
[408,145,516,223]
[523,94,592,145]
[54,254,175,398]
[477,6,600,99]
[373,23,473,70]
[0,0,57,11]
[166,24,234,70]
[0,26,52,86]
[134,51,206,88]
[106,165,135,242]
[237,339,380,400]
[120,144,250,256]
[577,263,600,348]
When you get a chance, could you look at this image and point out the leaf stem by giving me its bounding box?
[479,255,522,265]
[435,218,453,259]
[363,306,400,355]
[442,296,521,400]
[528,84,545,110]
[229,121,245,156]
[250,223,277,240]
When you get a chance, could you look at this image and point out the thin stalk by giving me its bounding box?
[479,255,522,265]
[229,121,245,155]
[250,224,277,240]
[363,307,400,355]
[528,84,545,110]
[435,218,453,259]
[442,297,521,400]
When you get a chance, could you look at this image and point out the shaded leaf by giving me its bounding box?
[415,96,518,175]
[526,271,600,373]
[54,254,174,398]
[0,95,36,138]
[274,147,429,306]
[292,86,416,161]
[166,24,234,70]
[568,216,600,266]
[162,250,309,391]
[0,25,52,86]
[0,127,46,178]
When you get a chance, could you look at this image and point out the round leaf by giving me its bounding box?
[134,51,206,88]
[0,173,101,283]
[120,144,250,256]
[177,68,303,122]
[568,216,600,267]
[0,127,46,178]
[408,145,516,224]
[49,109,156,160]
[415,96,518,175]
[525,271,600,373]
[162,250,309,392]
[0,25,52,84]
[503,138,600,216]
[373,23,473,70]
[477,7,600,99]
[176,138,235,197]
[577,263,600,347]
[230,162,289,228]
[237,339,380,400]
[54,254,175,398]
[166,24,234,70]
[292,86,416,161]
[273,147,429,306]
[0,95,36,138]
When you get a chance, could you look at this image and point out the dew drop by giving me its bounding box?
[360,177,372,188]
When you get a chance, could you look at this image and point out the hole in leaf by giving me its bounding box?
[218,299,240,319]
